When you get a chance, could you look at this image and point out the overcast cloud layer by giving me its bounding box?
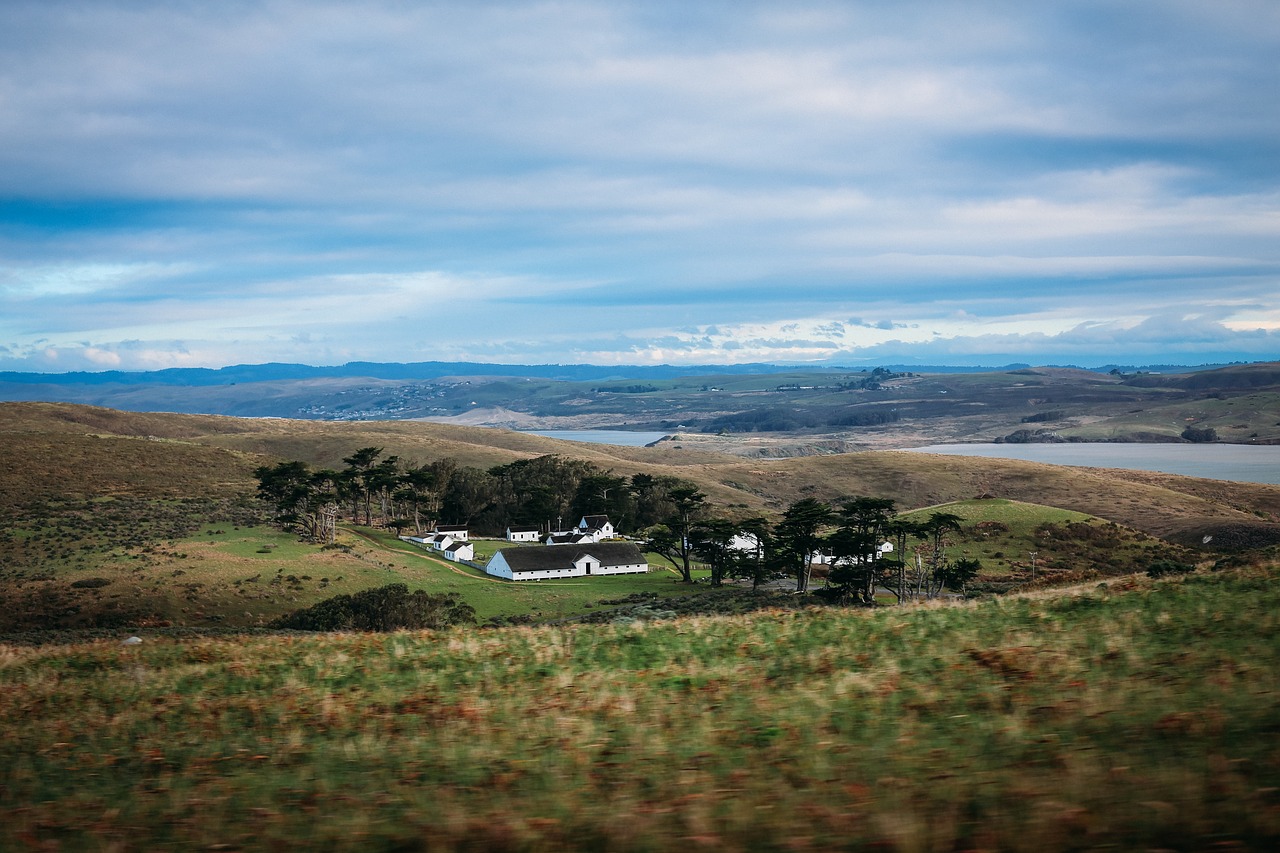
[2,0,1278,371]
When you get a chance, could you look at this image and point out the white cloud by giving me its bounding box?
[0,1,1277,372]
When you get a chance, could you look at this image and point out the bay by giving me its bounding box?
[902,443,1280,485]
[524,430,670,447]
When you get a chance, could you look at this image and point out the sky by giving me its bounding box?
[2,0,1279,373]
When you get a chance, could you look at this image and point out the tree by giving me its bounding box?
[572,472,632,529]
[936,557,981,595]
[774,498,834,592]
[368,455,401,527]
[883,517,922,603]
[253,461,339,543]
[827,497,896,603]
[397,465,440,534]
[342,446,384,526]
[689,518,743,587]
[440,466,496,525]
[488,455,600,532]
[644,484,706,583]
[919,512,963,598]
[726,516,778,590]
[1181,426,1217,443]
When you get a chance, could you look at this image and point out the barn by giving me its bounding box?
[485,542,649,581]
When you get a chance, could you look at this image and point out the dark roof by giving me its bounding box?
[507,526,540,533]
[444,541,470,553]
[547,532,589,544]
[497,542,647,573]
[436,525,468,532]
[580,515,611,527]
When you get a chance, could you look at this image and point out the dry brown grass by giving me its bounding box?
[4,401,1279,549]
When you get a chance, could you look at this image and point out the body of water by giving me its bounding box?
[903,443,1280,485]
[524,430,670,447]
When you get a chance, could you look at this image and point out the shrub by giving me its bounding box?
[270,583,476,631]
[1181,426,1218,443]
[70,577,111,589]
[1147,559,1195,578]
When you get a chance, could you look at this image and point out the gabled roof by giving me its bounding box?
[547,532,590,545]
[498,542,647,573]
[436,524,468,532]
[507,526,540,533]
[580,515,611,528]
[444,541,471,553]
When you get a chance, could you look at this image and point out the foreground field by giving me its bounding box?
[3,566,1278,851]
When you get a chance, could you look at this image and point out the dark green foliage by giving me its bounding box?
[270,584,476,631]
[1181,426,1218,442]
[997,428,1061,443]
[594,384,659,394]
[774,498,835,591]
[937,557,982,593]
[1147,559,1195,578]
[69,577,111,589]
[1021,410,1065,423]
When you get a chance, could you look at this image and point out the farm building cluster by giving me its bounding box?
[405,516,650,581]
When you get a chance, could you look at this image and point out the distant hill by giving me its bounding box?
[3,361,1278,450]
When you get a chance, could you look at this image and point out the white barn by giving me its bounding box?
[486,542,649,581]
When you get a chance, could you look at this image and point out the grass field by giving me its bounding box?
[898,498,1179,581]
[0,523,712,632]
[2,565,1277,851]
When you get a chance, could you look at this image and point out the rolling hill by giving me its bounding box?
[3,400,1279,634]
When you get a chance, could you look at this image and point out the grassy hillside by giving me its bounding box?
[4,401,1279,632]
[2,566,1277,851]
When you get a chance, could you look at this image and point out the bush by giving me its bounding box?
[1181,427,1218,443]
[69,577,111,589]
[1147,560,1195,579]
[270,584,476,631]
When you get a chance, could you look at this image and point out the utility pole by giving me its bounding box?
[1029,551,1038,580]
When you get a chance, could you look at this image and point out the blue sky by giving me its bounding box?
[2,0,1278,372]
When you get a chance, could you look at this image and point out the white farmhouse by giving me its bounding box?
[578,515,615,541]
[486,542,649,581]
[506,526,541,542]
[443,541,475,562]
[434,524,469,541]
[429,533,456,552]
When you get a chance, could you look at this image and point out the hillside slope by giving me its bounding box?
[4,401,1279,548]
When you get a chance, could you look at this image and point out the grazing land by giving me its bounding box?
[2,566,1278,851]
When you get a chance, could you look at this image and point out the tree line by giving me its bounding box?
[253,449,707,543]
[255,449,979,601]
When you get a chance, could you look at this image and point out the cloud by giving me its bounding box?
[0,1,1277,372]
